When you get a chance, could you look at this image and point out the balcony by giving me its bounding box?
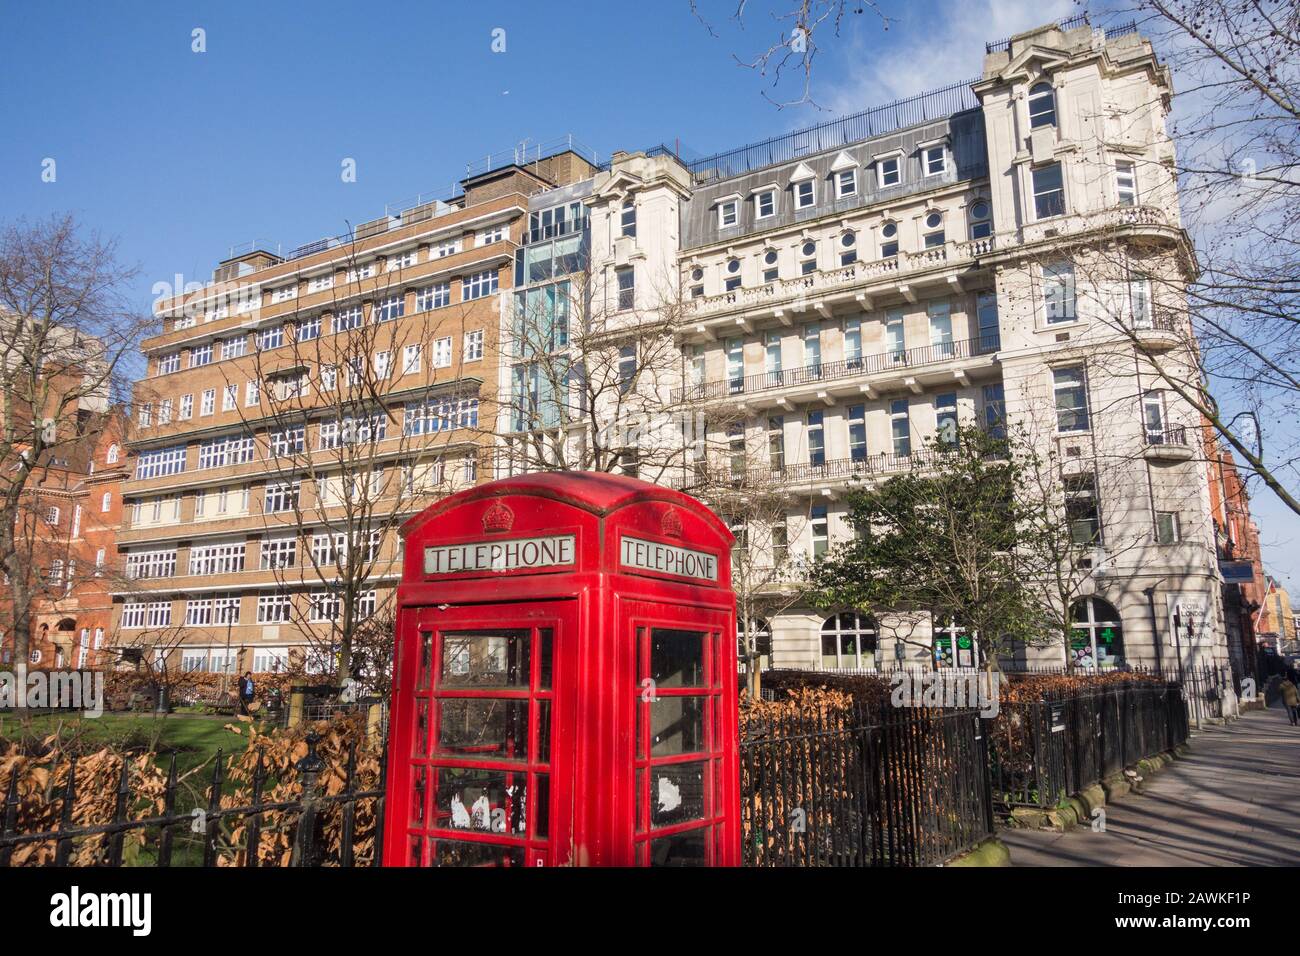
[673,333,1001,405]
[1132,314,1183,351]
[693,448,951,495]
[1143,424,1194,462]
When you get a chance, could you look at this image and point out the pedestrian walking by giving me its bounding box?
[237,671,255,716]
[1278,675,1300,726]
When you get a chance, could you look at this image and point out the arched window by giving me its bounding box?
[820,612,877,669]
[933,614,978,668]
[1028,82,1056,129]
[1070,598,1124,669]
[106,444,119,464]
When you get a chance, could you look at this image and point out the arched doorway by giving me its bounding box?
[820,612,877,670]
[1070,598,1124,669]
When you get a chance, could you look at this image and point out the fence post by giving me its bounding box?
[291,732,326,867]
[287,685,307,728]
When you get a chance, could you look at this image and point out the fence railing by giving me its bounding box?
[987,680,1188,809]
[740,701,993,866]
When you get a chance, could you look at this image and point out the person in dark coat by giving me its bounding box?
[237,671,255,716]
[1278,676,1300,726]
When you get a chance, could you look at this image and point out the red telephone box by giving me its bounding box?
[383,471,739,867]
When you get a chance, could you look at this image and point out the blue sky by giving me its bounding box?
[2,0,1297,587]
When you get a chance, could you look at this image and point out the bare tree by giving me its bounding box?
[0,215,149,667]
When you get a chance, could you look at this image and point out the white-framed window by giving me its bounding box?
[755,189,776,219]
[252,647,289,674]
[296,315,321,341]
[95,548,105,570]
[619,200,636,238]
[222,384,237,412]
[256,593,293,624]
[125,548,177,580]
[433,336,453,368]
[100,491,112,513]
[432,238,461,259]
[923,145,946,176]
[616,267,635,310]
[1032,162,1065,219]
[375,294,404,322]
[1116,160,1138,206]
[1028,81,1056,128]
[263,481,300,514]
[464,330,484,362]
[261,535,297,570]
[403,344,422,374]
[158,352,180,375]
[198,433,254,469]
[106,443,119,464]
[138,403,152,428]
[158,398,173,425]
[189,542,245,575]
[135,445,187,479]
[346,261,376,282]
[256,325,284,351]
[417,283,450,311]
[307,273,334,293]
[1043,260,1077,323]
[968,199,992,239]
[121,601,172,629]
[879,221,899,258]
[1053,366,1090,433]
[72,505,82,536]
[479,224,507,245]
[270,284,297,303]
[189,344,212,368]
[333,305,364,332]
[269,426,304,457]
[462,269,498,300]
[403,397,479,436]
[810,504,829,559]
[200,388,215,416]
[386,249,416,272]
[794,180,815,209]
[877,155,901,188]
[835,168,856,198]
[372,350,392,380]
[1155,511,1181,545]
[179,394,193,420]
[244,379,259,407]
[220,337,247,360]
[718,199,738,228]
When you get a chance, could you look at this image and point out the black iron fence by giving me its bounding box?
[740,701,994,866]
[0,732,384,868]
[987,680,1187,809]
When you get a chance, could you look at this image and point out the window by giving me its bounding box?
[462,269,498,300]
[1043,260,1076,323]
[374,350,393,380]
[885,309,905,360]
[835,168,857,198]
[403,344,422,374]
[432,336,452,368]
[432,238,461,259]
[928,301,954,357]
[1155,511,1181,545]
[794,180,815,209]
[256,325,284,350]
[264,481,300,514]
[402,397,479,436]
[820,612,877,669]
[767,416,785,470]
[179,394,193,420]
[618,345,637,394]
[222,384,237,412]
[333,305,364,332]
[621,199,637,238]
[616,267,635,311]
[983,384,1006,439]
[190,344,212,367]
[1028,81,1056,128]
[45,506,60,526]
[726,338,744,394]
[968,200,992,239]
[1143,390,1167,443]
[807,410,825,467]
[924,211,945,247]
[125,549,177,580]
[319,415,387,449]
[135,445,187,479]
[1064,472,1102,545]
[261,536,297,570]
[245,380,260,406]
[762,249,779,283]
[376,294,404,322]
[198,433,254,469]
[189,543,245,576]
[101,491,111,513]
[158,352,180,375]
[977,292,1001,351]
[810,504,829,558]
[844,318,862,365]
[347,261,376,281]
[1069,598,1124,669]
[847,404,866,462]
[924,145,946,176]
[890,399,911,457]
[804,323,821,369]
[755,190,776,219]
[270,284,297,303]
[138,403,152,428]
[1053,366,1090,433]
[880,221,899,258]
[1032,162,1065,219]
[307,273,334,293]
[839,231,857,266]
[121,601,171,629]
[386,249,416,272]
[800,240,817,275]
[718,199,738,227]
[221,336,247,360]
[1128,275,1152,328]
[478,225,507,246]
[1115,160,1138,206]
[269,426,304,457]
[877,155,901,188]
[417,282,450,311]
[257,593,293,624]
[935,392,958,448]
[159,398,173,424]
[464,330,484,361]
[106,443,119,464]
[763,331,782,378]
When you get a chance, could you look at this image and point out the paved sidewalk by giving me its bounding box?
[1002,706,1300,866]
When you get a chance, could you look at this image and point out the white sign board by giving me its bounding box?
[424,535,576,575]
[620,536,718,582]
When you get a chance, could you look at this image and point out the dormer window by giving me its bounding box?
[754,188,777,219]
[718,199,739,228]
[923,145,946,177]
[877,155,902,189]
[835,168,857,198]
[1029,82,1056,129]
[794,180,815,209]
